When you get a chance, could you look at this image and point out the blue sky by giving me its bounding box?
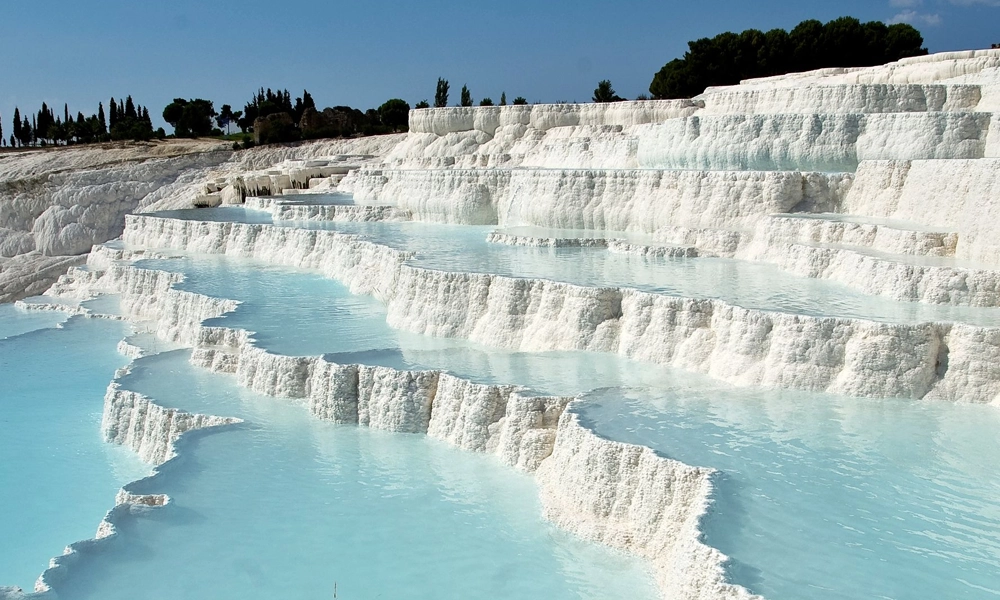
[0,0,997,134]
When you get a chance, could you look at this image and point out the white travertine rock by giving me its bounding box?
[536,411,757,600]
[749,213,958,257]
[408,101,701,136]
[245,196,412,222]
[348,168,850,231]
[699,83,981,114]
[102,384,240,465]
[113,216,1000,403]
[843,159,1000,267]
[486,231,610,248]
[636,112,990,171]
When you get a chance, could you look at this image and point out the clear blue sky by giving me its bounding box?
[1,0,997,134]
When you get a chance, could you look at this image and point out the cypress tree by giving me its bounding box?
[125,96,136,120]
[64,103,69,125]
[98,103,107,135]
[109,97,117,129]
[435,78,449,107]
[21,117,32,147]
[118,99,125,120]
[13,108,21,146]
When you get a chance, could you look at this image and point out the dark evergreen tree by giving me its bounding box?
[435,78,449,108]
[124,96,137,120]
[512,97,528,105]
[162,98,217,137]
[12,108,21,147]
[108,98,117,129]
[414,100,430,109]
[20,116,32,147]
[500,92,507,106]
[216,104,235,134]
[593,80,625,102]
[649,17,928,99]
[98,103,107,136]
[460,85,472,107]
[377,98,410,132]
[479,98,494,106]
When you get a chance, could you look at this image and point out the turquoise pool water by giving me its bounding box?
[6,206,1000,599]
[577,387,1000,599]
[125,251,1000,600]
[0,314,148,590]
[148,207,1000,326]
[54,350,659,600]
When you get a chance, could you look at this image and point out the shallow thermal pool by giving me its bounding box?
[51,349,660,600]
[150,206,1000,326]
[0,313,148,590]
[6,200,1000,599]
[131,252,1000,599]
[577,387,1000,599]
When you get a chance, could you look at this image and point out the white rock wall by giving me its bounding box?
[843,159,1000,266]
[537,411,757,600]
[347,168,851,231]
[636,112,990,171]
[117,216,1000,403]
[102,384,240,465]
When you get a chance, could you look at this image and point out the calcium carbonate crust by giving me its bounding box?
[118,215,1000,403]
[39,249,759,600]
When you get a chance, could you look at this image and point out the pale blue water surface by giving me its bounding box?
[0,314,148,590]
[6,204,1000,599]
[148,206,1000,326]
[54,349,660,600]
[125,246,1000,600]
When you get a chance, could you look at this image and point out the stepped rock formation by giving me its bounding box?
[6,49,1000,600]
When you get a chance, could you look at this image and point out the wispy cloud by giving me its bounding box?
[890,0,922,7]
[890,9,943,25]
[948,0,1000,5]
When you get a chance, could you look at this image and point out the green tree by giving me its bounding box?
[512,96,528,105]
[460,85,472,107]
[593,80,625,102]
[414,100,430,109]
[479,97,494,106]
[435,78,450,107]
[649,16,927,99]
[162,98,217,137]
[293,90,315,123]
[98,103,107,137]
[12,108,20,147]
[217,104,236,134]
[500,92,507,106]
[378,98,410,132]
